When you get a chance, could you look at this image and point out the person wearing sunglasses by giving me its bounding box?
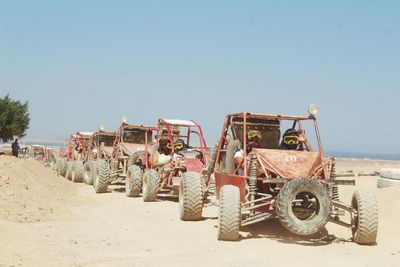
[234,130,262,175]
[280,128,313,151]
[172,139,187,153]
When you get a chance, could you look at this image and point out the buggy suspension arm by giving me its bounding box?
[327,200,356,228]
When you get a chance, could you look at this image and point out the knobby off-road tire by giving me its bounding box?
[378,168,400,189]
[351,188,378,245]
[126,165,143,197]
[55,157,61,173]
[276,178,331,236]
[142,169,160,202]
[50,159,57,171]
[110,158,119,172]
[66,161,74,180]
[217,185,241,241]
[58,158,68,177]
[206,145,218,175]
[179,171,203,221]
[72,161,84,183]
[377,177,400,188]
[93,159,110,193]
[83,161,95,185]
[379,168,400,179]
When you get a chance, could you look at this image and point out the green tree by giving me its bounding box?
[0,95,30,142]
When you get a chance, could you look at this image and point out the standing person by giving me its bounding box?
[11,139,20,158]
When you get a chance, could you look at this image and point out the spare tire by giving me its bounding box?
[276,178,331,236]
[224,139,241,174]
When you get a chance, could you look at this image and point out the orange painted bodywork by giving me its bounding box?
[253,149,326,179]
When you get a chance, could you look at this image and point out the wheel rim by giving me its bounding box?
[290,191,320,221]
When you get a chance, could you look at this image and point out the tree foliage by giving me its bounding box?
[0,95,30,142]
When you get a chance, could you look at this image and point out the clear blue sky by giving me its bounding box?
[1,1,399,153]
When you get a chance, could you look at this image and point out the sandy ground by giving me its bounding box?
[1,156,400,267]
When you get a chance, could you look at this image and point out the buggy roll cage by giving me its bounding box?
[157,118,209,160]
[215,112,324,177]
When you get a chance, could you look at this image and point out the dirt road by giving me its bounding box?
[1,156,400,267]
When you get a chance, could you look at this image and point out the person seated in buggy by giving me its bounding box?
[233,130,261,175]
[151,139,172,169]
[280,128,313,151]
[173,138,204,162]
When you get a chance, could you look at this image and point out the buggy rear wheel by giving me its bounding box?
[142,169,160,202]
[58,158,68,177]
[83,161,95,185]
[93,159,110,193]
[351,188,378,245]
[72,161,84,183]
[55,157,61,173]
[217,185,241,241]
[276,178,331,236]
[66,161,73,180]
[179,171,203,221]
[126,165,143,197]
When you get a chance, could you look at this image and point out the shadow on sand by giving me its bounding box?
[208,218,351,246]
[239,219,342,246]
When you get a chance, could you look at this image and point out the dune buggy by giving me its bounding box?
[92,122,157,193]
[82,130,117,185]
[57,131,93,183]
[207,106,378,244]
[128,118,209,220]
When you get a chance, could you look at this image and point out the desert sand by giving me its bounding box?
[1,155,400,267]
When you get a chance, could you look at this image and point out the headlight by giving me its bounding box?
[308,104,319,115]
[121,116,127,124]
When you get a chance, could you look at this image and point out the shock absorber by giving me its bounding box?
[331,157,336,179]
[249,154,258,208]
[331,158,339,201]
[332,185,339,201]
